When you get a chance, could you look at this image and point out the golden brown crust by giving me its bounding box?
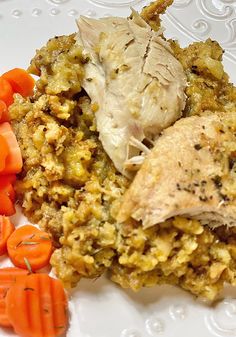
[141,0,174,31]
[171,39,236,116]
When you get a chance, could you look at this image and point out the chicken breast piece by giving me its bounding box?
[118,112,236,228]
[76,11,187,177]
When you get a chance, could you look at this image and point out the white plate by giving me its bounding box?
[0,1,236,337]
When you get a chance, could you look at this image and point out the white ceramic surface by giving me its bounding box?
[0,1,236,337]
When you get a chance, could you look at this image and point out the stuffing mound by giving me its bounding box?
[10,1,236,299]
[10,35,129,287]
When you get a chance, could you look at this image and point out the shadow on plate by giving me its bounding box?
[70,272,236,310]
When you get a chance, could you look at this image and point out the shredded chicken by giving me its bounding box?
[76,10,187,177]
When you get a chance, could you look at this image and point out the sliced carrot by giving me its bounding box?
[0,135,9,173]
[0,100,4,120]
[2,68,35,98]
[0,78,14,107]
[0,175,16,202]
[0,100,9,122]
[0,182,15,202]
[0,175,16,216]
[7,225,53,272]
[0,174,16,185]
[0,267,28,327]
[6,273,69,337]
[0,216,15,256]
[0,122,22,174]
[0,192,15,216]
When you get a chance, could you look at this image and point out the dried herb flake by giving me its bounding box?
[24,257,33,274]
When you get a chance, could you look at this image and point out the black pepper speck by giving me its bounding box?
[212,176,222,189]
[194,144,202,151]
[199,196,208,202]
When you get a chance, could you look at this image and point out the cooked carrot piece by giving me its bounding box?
[0,216,15,256]
[7,225,53,271]
[0,122,22,174]
[0,174,16,201]
[0,78,14,107]
[0,182,15,202]
[0,174,16,185]
[6,273,69,337]
[0,100,4,120]
[2,68,35,98]
[0,192,15,216]
[0,134,9,173]
[0,175,16,202]
[0,267,28,327]
[0,100,9,122]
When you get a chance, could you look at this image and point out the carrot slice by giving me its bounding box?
[0,216,15,256]
[2,68,35,98]
[0,135,9,173]
[0,267,28,327]
[6,273,69,337]
[0,174,16,185]
[0,78,14,107]
[0,122,22,174]
[0,100,9,122]
[0,100,4,120]
[0,182,15,202]
[7,225,53,272]
[0,192,15,216]
[0,175,16,202]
